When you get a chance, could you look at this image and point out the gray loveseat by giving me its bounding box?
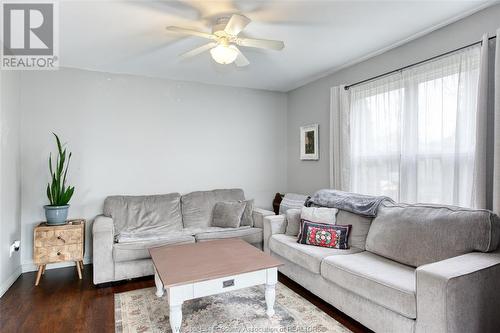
[93,188,274,284]
[264,201,500,333]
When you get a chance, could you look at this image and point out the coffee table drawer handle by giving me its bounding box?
[222,279,234,288]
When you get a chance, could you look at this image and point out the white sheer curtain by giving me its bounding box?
[494,30,500,213]
[475,30,500,213]
[472,34,490,208]
[330,85,350,190]
[332,45,481,206]
[349,75,403,200]
[401,48,480,205]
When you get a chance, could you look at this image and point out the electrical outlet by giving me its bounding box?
[9,240,20,258]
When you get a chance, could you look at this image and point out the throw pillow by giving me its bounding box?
[240,199,255,227]
[297,220,351,249]
[301,206,338,224]
[212,201,246,228]
[285,209,301,236]
[279,193,308,214]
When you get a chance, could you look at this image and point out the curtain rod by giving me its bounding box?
[344,35,497,90]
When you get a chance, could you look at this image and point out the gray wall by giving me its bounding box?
[0,71,22,297]
[286,4,500,195]
[18,68,287,272]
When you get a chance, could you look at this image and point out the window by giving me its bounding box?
[348,46,480,206]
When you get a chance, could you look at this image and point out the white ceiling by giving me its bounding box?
[60,0,492,92]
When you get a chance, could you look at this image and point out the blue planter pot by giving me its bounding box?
[44,205,70,225]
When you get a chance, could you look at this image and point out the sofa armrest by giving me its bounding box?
[416,250,500,333]
[252,207,275,229]
[92,215,115,284]
[263,215,287,254]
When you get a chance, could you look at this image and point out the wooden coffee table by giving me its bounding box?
[149,238,282,333]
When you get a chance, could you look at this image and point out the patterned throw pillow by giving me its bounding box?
[297,220,351,249]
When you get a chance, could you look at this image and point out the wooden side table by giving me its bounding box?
[33,219,85,286]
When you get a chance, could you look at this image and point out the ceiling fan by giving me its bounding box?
[167,14,285,67]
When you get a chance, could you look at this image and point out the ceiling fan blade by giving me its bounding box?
[236,37,284,50]
[166,26,215,40]
[224,14,251,36]
[234,47,250,67]
[180,42,218,59]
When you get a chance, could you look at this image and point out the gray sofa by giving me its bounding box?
[92,188,274,284]
[264,201,500,333]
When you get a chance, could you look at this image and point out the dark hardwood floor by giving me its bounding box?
[0,265,371,333]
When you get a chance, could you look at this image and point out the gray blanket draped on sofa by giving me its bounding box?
[305,189,394,217]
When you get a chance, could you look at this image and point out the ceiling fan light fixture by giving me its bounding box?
[210,44,239,65]
[169,13,284,67]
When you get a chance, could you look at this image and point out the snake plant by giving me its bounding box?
[46,133,75,206]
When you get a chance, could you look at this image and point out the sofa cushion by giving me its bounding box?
[285,209,301,236]
[321,251,416,319]
[115,229,186,243]
[193,226,263,244]
[366,202,500,267]
[336,210,372,250]
[269,234,362,274]
[181,189,245,228]
[212,201,246,228]
[104,193,183,236]
[113,233,195,262]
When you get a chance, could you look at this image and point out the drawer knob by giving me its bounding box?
[223,279,234,288]
[57,235,66,242]
[57,251,61,256]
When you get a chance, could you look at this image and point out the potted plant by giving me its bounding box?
[44,133,75,225]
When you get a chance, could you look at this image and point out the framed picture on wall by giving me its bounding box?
[300,124,319,160]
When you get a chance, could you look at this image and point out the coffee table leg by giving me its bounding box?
[169,303,183,333]
[265,267,278,317]
[154,269,164,297]
[265,283,276,317]
[167,285,192,333]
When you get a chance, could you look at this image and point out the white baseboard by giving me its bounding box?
[21,256,92,273]
[0,266,22,298]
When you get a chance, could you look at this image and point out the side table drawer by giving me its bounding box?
[34,243,83,264]
[192,270,267,299]
[34,228,83,247]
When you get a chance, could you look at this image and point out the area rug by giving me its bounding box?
[115,282,352,333]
